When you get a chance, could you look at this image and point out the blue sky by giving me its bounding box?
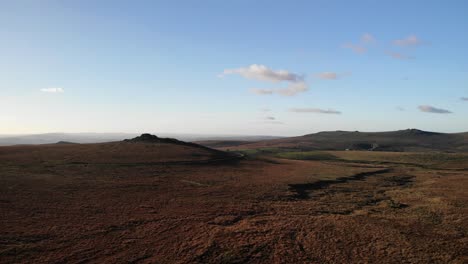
[1,0,467,136]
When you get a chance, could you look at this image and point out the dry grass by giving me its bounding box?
[0,144,467,263]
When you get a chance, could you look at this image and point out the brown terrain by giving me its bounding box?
[1,134,467,263]
[199,129,468,152]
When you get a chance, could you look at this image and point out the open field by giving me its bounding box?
[1,142,467,263]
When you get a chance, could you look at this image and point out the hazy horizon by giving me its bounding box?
[1,127,468,139]
[1,1,467,136]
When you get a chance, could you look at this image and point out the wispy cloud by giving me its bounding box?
[40,87,64,93]
[220,64,303,83]
[250,82,309,96]
[290,108,341,114]
[361,33,376,44]
[253,119,284,125]
[265,116,276,120]
[396,106,405,111]
[276,82,309,96]
[393,35,422,46]
[461,97,468,101]
[263,121,284,125]
[315,72,351,80]
[387,51,414,60]
[418,105,452,114]
[342,43,367,54]
[316,72,338,80]
[343,33,375,54]
[222,64,309,96]
[250,88,274,95]
[251,82,309,96]
[259,107,271,112]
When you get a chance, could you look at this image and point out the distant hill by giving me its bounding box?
[0,133,139,146]
[210,129,468,152]
[0,133,282,146]
[0,134,239,165]
[193,140,252,149]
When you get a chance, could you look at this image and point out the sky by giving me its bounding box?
[1,0,467,136]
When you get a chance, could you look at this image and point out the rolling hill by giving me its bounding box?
[0,132,281,146]
[0,134,238,165]
[204,129,468,152]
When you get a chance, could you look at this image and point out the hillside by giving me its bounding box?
[210,129,468,152]
[1,133,467,263]
[0,134,236,165]
[0,132,281,146]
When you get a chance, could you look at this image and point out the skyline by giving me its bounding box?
[1,1,467,136]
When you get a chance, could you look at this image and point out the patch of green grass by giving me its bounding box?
[330,151,468,169]
[237,147,294,157]
[275,151,338,161]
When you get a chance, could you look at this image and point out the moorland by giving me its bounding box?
[1,131,467,263]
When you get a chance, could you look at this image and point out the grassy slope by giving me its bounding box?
[267,149,468,170]
[223,129,468,153]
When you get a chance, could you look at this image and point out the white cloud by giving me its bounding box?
[221,64,303,83]
[361,33,376,44]
[396,106,405,111]
[40,87,64,93]
[290,108,341,114]
[418,105,452,114]
[222,64,309,96]
[265,116,275,120]
[461,97,468,101]
[393,35,422,46]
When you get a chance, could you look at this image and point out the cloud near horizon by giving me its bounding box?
[418,105,452,114]
[223,64,309,96]
[393,35,422,46]
[40,87,64,93]
[264,121,284,125]
[250,82,309,96]
[221,64,304,83]
[250,88,274,95]
[290,108,341,114]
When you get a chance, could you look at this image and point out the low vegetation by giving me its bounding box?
[1,137,467,263]
[275,151,338,161]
